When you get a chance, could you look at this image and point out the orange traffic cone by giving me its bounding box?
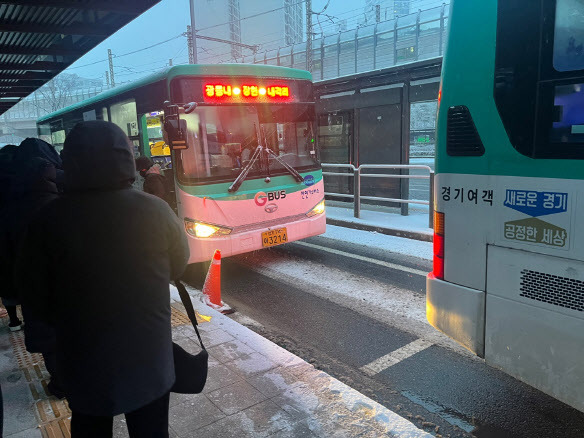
[202,250,233,314]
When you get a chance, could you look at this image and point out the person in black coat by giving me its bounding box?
[0,139,63,332]
[135,156,169,203]
[0,156,63,395]
[16,121,189,437]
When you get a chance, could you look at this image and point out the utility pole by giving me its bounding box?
[107,49,115,87]
[376,4,381,22]
[186,25,194,64]
[169,58,173,66]
[189,0,198,64]
[306,0,312,72]
[105,71,110,88]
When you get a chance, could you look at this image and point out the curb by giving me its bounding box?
[326,218,433,242]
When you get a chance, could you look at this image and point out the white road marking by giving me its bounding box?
[360,339,434,376]
[291,241,429,277]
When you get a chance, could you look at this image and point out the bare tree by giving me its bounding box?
[36,73,83,114]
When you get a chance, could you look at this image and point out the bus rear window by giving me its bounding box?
[552,84,584,143]
[553,0,584,72]
[495,0,584,159]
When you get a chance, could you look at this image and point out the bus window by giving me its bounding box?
[146,114,170,156]
[179,112,207,178]
[177,104,319,184]
[110,99,138,138]
[551,83,584,145]
[38,123,51,144]
[553,0,584,72]
[50,119,65,152]
[495,0,584,159]
[102,107,109,122]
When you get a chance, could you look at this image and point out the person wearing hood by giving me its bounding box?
[0,139,63,334]
[0,144,18,322]
[135,156,169,203]
[0,156,66,398]
[16,121,189,437]
[14,138,64,191]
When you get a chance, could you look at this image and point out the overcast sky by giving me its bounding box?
[63,0,441,85]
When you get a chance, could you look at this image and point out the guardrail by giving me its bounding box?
[322,163,434,228]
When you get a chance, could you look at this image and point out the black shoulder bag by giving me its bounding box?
[171,280,209,394]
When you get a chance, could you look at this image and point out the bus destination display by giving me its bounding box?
[203,83,293,102]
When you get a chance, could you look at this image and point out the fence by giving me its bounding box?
[241,4,449,82]
[322,163,435,228]
[2,87,105,121]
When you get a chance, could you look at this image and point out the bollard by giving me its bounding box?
[354,167,361,218]
[429,171,435,229]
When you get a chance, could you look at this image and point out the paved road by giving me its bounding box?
[185,230,584,438]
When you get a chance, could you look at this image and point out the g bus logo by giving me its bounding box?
[255,190,286,206]
[255,191,268,206]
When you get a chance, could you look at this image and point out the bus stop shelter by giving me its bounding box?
[0,0,161,116]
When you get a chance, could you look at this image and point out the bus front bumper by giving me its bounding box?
[426,274,485,357]
[186,213,326,264]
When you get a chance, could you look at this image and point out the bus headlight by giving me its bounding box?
[184,219,232,238]
[306,199,325,217]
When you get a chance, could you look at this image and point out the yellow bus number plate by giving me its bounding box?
[262,228,288,248]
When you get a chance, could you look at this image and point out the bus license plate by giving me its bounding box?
[262,228,288,248]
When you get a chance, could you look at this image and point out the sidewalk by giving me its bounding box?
[1,290,434,438]
[325,203,433,242]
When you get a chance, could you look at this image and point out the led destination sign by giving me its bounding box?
[203,84,292,102]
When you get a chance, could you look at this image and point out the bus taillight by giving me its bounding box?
[433,211,445,279]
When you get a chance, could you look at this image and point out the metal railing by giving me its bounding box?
[240,4,449,82]
[322,163,435,228]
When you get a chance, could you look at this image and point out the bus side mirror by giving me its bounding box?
[163,103,188,150]
[164,118,188,150]
[184,102,197,114]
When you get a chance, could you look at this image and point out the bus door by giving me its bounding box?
[142,111,176,211]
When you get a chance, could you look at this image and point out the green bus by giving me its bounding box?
[427,0,584,411]
[38,65,326,264]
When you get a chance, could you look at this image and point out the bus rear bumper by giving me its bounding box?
[426,274,485,357]
[187,213,327,264]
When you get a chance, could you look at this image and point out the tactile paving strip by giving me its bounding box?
[9,307,191,438]
[171,305,191,326]
[8,306,193,437]
[9,330,71,437]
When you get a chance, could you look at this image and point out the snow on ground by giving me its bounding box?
[326,206,432,236]
[410,157,435,168]
[235,250,470,356]
[322,224,433,261]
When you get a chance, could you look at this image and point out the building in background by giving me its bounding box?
[194,0,303,64]
[0,74,103,146]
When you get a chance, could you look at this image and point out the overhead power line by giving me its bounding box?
[196,0,306,32]
[68,33,184,70]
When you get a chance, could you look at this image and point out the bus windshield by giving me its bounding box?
[178,104,319,183]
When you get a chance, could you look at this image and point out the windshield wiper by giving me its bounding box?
[228,145,262,193]
[265,147,304,183]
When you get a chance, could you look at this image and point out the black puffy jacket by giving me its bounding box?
[0,157,59,300]
[17,121,189,416]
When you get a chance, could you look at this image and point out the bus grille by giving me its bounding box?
[520,269,584,312]
[232,213,309,234]
[446,105,485,156]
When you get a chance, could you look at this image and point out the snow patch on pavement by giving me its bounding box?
[326,206,432,236]
[235,251,471,356]
[170,287,434,437]
[322,224,432,261]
